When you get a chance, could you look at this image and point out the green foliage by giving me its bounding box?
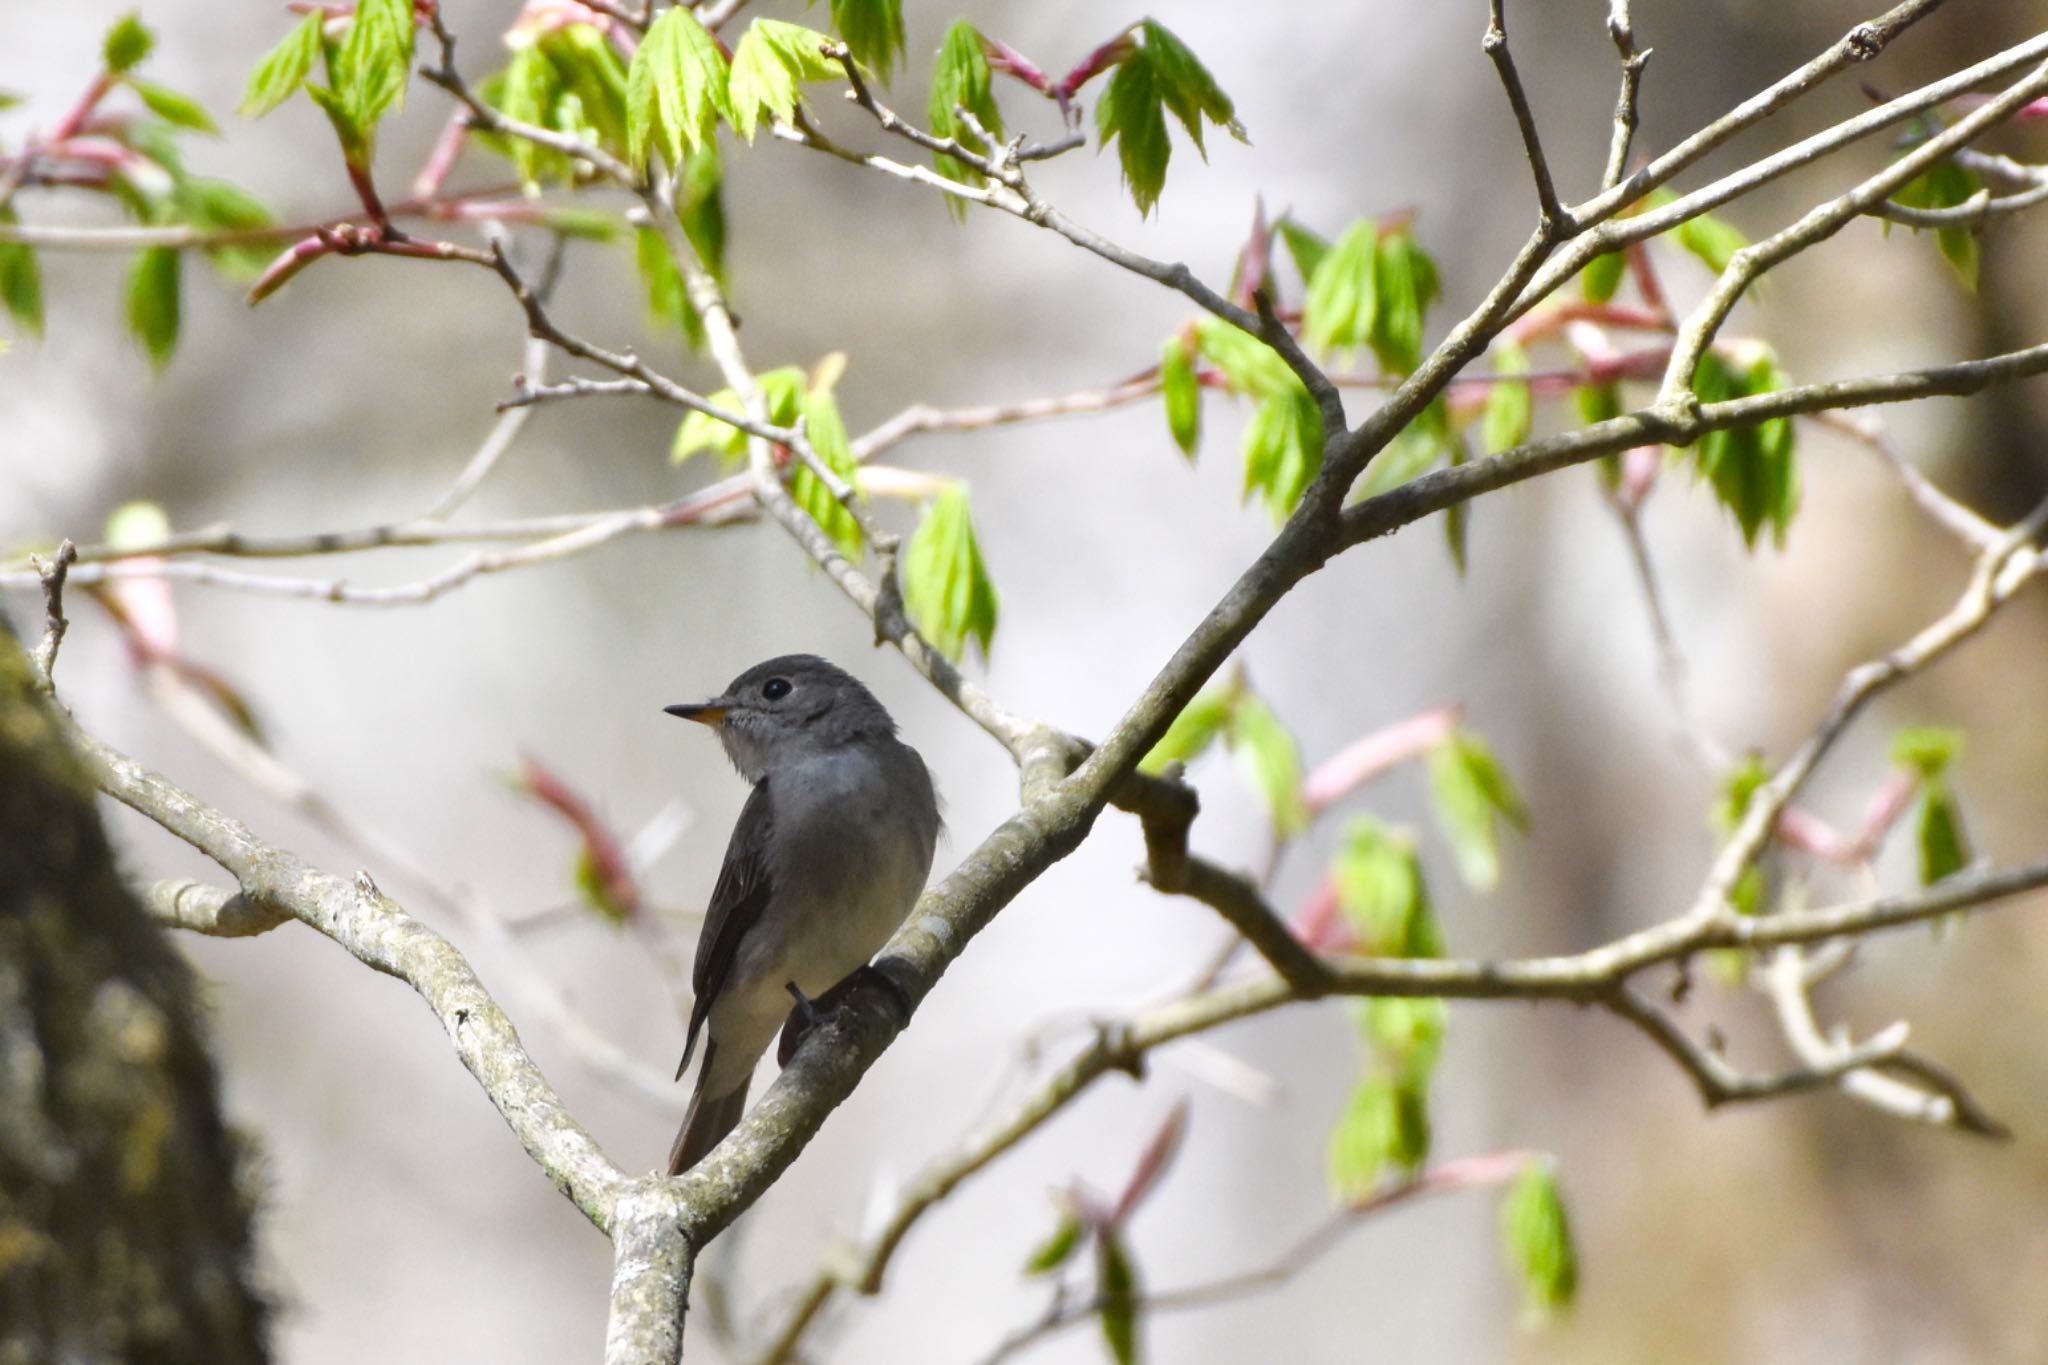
[1684,349,1799,548]
[1915,782,1971,886]
[1356,399,1455,499]
[1333,818,1441,959]
[671,365,806,464]
[1713,753,1770,917]
[928,20,1003,204]
[1893,157,1982,290]
[1580,245,1626,303]
[1480,341,1533,455]
[1138,677,1241,776]
[791,384,865,562]
[1894,726,1971,885]
[1096,21,1244,216]
[1276,216,1328,282]
[728,20,839,142]
[1240,388,1323,523]
[171,177,276,280]
[626,7,729,168]
[489,24,632,188]
[241,12,325,118]
[130,79,218,134]
[1360,995,1446,1086]
[1095,1229,1140,1365]
[1299,218,1437,374]
[1301,220,1376,358]
[1673,210,1747,275]
[1501,1159,1577,1322]
[903,485,1000,663]
[819,0,905,84]
[1228,691,1309,837]
[103,12,156,74]
[636,226,702,347]
[1192,316,1323,520]
[1428,728,1529,891]
[1022,1211,1085,1276]
[1891,725,1964,780]
[125,246,180,370]
[0,208,43,337]
[1371,227,1438,374]
[1328,1073,1430,1199]
[1160,334,1201,458]
[332,0,415,130]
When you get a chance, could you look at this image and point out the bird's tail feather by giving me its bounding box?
[668,1043,750,1175]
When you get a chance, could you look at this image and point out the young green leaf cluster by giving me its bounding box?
[1095,21,1245,217]
[1891,148,1984,290]
[1684,350,1799,549]
[0,12,275,366]
[1501,1159,1578,1323]
[242,0,415,167]
[901,485,999,664]
[1891,726,1973,887]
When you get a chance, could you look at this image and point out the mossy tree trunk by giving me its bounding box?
[0,622,269,1364]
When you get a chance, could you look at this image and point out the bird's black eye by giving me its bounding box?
[762,676,792,701]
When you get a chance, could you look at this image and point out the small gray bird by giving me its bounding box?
[663,654,940,1174]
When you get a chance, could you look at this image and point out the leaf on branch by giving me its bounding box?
[1673,209,1747,276]
[1137,674,1242,776]
[635,225,703,347]
[0,207,44,338]
[903,484,1000,663]
[791,380,866,563]
[626,7,729,169]
[1276,215,1329,284]
[241,12,325,118]
[1359,995,1446,1087]
[1301,219,1377,359]
[1095,1227,1141,1365]
[1893,156,1983,291]
[1891,725,1964,781]
[1501,1158,1577,1323]
[1227,690,1309,838]
[103,11,156,75]
[1580,245,1626,303]
[1371,226,1438,375]
[334,0,415,131]
[1327,1073,1430,1201]
[927,19,1004,209]
[1022,1207,1086,1276]
[1241,388,1323,523]
[171,176,276,281]
[1160,333,1201,458]
[483,23,634,185]
[1480,339,1532,454]
[1333,818,1442,960]
[1915,780,1972,886]
[728,19,839,142]
[1355,398,1454,499]
[671,366,805,464]
[1428,727,1529,892]
[1684,349,1799,549]
[1196,305,1325,518]
[1712,753,1770,918]
[125,246,181,370]
[130,79,219,134]
[815,0,906,84]
[1095,21,1244,216]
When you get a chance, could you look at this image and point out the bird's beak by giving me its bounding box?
[664,700,729,726]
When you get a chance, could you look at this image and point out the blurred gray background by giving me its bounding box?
[6,1,2048,1361]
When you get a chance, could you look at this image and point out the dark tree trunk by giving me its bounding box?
[0,623,269,1364]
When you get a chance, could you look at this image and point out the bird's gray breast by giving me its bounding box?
[744,739,939,996]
